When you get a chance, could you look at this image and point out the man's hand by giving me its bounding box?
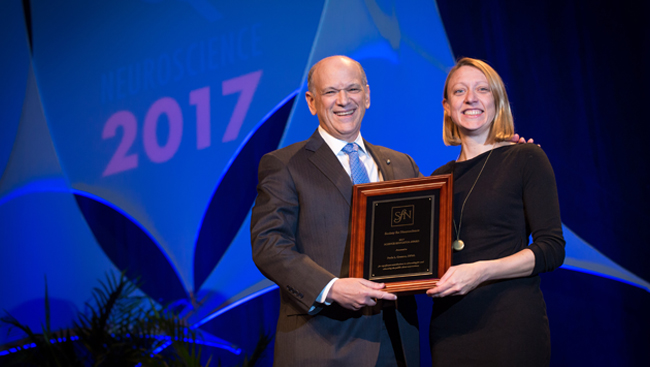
[511,133,538,146]
[327,278,397,311]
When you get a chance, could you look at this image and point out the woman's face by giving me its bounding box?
[443,66,496,139]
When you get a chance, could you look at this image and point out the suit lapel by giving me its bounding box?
[365,140,394,181]
[306,130,354,205]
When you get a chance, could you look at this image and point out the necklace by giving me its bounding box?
[452,148,494,251]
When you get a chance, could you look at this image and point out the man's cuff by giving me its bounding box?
[307,278,338,315]
[317,277,338,304]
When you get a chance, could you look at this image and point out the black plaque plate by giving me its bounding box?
[368,195,435,281]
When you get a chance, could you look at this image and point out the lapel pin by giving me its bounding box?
[386,159,391,165]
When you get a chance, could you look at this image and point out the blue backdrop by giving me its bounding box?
[1,0,648,365]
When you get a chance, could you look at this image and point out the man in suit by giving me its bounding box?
[251,55,421,366]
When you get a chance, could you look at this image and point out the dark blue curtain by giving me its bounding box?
[437,0,650,365]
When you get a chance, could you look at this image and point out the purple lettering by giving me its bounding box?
[190,86,211,149]
[143,97,183,163]
[102,110,138,176]
[222,70,262,142]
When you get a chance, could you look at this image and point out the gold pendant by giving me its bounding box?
[452,239,465,251]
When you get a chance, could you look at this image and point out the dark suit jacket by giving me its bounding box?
[251,130,421,366]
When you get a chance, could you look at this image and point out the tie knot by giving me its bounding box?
[342,142,359,154]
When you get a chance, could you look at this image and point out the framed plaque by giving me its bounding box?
[349,175,453,294]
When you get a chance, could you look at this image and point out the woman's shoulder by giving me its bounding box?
[499,143,555,176]
[431,160,455,176]
[504,143,549,161]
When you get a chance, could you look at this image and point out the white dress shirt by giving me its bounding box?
[318,126,381,183]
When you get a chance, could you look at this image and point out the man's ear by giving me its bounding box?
[305,91,317,116]
[365,85,371,108]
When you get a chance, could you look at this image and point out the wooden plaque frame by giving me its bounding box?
[349,175,453,294]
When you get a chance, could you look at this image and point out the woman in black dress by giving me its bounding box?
[426,58,565,366]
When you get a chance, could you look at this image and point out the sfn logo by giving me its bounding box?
[391,205,414,227]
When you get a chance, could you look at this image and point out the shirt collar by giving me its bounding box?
[318,126,367,155]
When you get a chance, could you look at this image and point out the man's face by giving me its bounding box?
[305,57,370,142]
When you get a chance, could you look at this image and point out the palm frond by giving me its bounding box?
[1,270,269,367]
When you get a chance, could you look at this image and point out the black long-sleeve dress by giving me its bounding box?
[429,144,565,366]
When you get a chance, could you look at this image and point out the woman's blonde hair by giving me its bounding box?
[442,58,514,146]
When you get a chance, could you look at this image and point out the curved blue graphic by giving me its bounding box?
[74,192,189,304]
[193,92,297,291]
[561,224,650,292]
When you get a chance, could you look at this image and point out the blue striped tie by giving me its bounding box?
[342,143,370,184]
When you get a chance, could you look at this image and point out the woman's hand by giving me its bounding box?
[427,249,536,298]
[426,262,488,298]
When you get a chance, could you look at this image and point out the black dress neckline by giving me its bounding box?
[454,144,515,166]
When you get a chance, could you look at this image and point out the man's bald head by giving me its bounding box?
[307,56,368,93]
